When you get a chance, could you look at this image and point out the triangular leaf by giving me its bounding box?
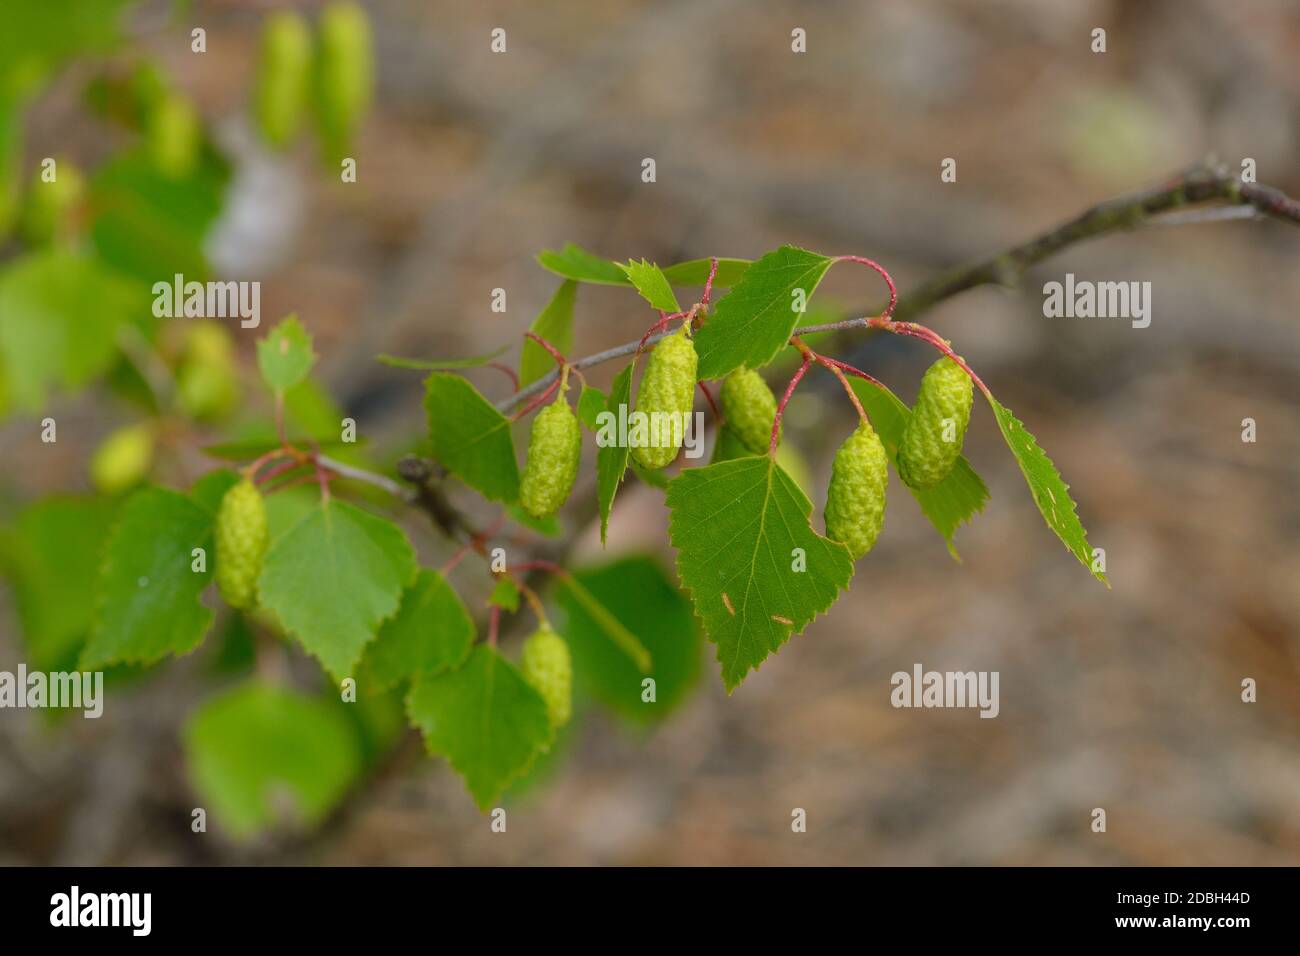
[618,259,681,313]
[423,371,520,503]
[666,456,855,691]
[985,393,1108,586]
[258,498,417,680]
[80,485,220,668]
[519,279,576,387]
[850,377,988,558]
[358,569,474,692]
[256,314,316,393]
[184,682,363,840]
[406,645,553,810]
[693,245,834,380]
[488,576,520,613]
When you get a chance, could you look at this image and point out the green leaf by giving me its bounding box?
[618,259,681,313]
[556,557,699,723]
[985,393,1108,586]
[555,573,652,672]
[576,383,606,431]
[0,250,147,410]
[537,244,751,290]
[595,363,634,543]
[406,645,553,810]
[488,576,520,613]
[377,344,510,371]
[358,569,474,692]
[850,377,988,558]
[1,497,118,671]
[424,372,520,503]
[536,242,628,285]
[693,245,834,380]
[258,498,418,680]
[519,279,576,387]
[80,486,220,669]
[184,681,363,839]
[0,0,132,98]
[666,456,855,691]
[661,257,751,288]
[90,147,227,283]
[256,314,316,393]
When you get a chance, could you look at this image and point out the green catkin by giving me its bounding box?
[313,1,374,162]
[897,356,973,490]
[215,478,269,610]
[519,399,581,520]
[146,93,200,178]
[254,11,312,150]
[521,627,572,729]
[90,423,155,495]
[21,160,85,245]
[720,366,779,454]
[176,322,238,422]
[823,422,889,561]
[631,325,698,470]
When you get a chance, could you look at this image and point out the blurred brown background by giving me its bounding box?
[2,0,1298,865]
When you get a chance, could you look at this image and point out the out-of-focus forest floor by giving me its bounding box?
[2,0,1298,864]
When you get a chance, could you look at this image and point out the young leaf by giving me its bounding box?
[256,314,316,393]
[406,645,553,811]
[80,486,221,669]
[666,456,855,692]
[258,498,418,680]
[985,393,1108,586]
[661,257,751,288]
[488,576,520,613]
[850,377,988,558]
[595,363,634,543]
[536,242,629,285]
[618,259,681,313]
[555,556,699,723]
[184,681,363,840]
[519,280,576,387]
[693,245,834,380]
[358,569,474,692]
[376,344,510,371]
[423,371,520,503]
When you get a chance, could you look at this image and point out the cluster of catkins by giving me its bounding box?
[517,322,973,561]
